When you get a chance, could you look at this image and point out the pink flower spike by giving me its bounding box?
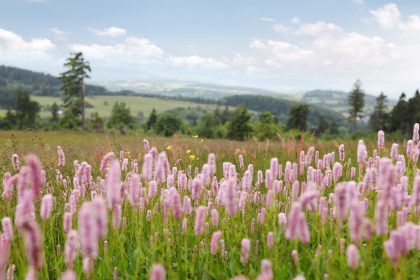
[64,230,79,269]
[267,232,274,249]
[57,146,65,167]
[240,238,251,265]
[40,194,53,220]
[210,231,222,255]
[150,264,166,280]
[211,208,219,227]
[78,202,98,260]
[22,219,43,269]
[26,154,43,198]
[346,244,359,270]
[60,270,76,280]
[63,212,72,234]
[2,217,14,242]
[194,206,207,235]
[11,154,19,171]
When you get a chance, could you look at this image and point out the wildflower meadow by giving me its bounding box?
[0,128,419,280]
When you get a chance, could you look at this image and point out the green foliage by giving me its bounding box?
[51,102,60,122]
[315,115,328,136]
[15,88,40,129]
[223,94,346,129]
[58,52,91,128]
[145,108,158,131]
[348,80,365,133]
[389,93,410,135]
[369,92,389,132]
[165,107,208,126]
[314,116,341,136]
[287,104,309,131]
[255,111,279,140]
[107,102,135,133]
[0,109,16,129]
[386,89,420,136]
[197,114,218,138]
[227,105,252,141]
[0,88,40,129]
[220,105,231,125]
[87,112,105,132]
[407,90,420,128]
[0,65,108,102]
[156,114,183,137]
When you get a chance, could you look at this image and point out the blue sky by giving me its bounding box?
[1,0,420,96]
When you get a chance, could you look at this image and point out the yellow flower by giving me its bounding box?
[192,135,199,139]
[186,149,191,154]
[200,139,204,143]
[189,154,196,160]
[166,145,172,151]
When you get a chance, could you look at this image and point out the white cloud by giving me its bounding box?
[249,40,267,50]
[402,15,420,31]
[273,24,290,33]
[169,55,228,69]
[371,3,420,32]
[0,28,58,74]
[249,20,409,79]
[70,36,227,69]
[49,27,69,40]
[298,21,343,36]
[0,28,55,53]
[370,3,401,29]
[250,39,313,67]
[260,17,277,23]
[291,17,301,24]
[70,37,164,61]
[49,27,67,36]
[231,53,257,66]
[89,26,127,37]
[352,0,364,6]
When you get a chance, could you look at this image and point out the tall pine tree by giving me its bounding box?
[389,93,409,134]
[287,104,309,131]
[348,80,365,134]
[369,92,389,132]
[59,52,91,128]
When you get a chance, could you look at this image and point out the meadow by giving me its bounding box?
[0,130,419,280]
[0,95,220,118]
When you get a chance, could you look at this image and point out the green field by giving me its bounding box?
[0,95,220,118]
[0,130,419,279]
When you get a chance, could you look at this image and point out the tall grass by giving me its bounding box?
[0,130,419,279]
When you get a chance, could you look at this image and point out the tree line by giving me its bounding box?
[0,53,419,140]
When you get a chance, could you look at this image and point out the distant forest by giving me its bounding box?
[1,63,419,139]
[0,65,346,129]
[0,65,112,108]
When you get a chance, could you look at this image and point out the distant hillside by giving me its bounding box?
[0,65,112,108]
[301,90,396,117]
[222,95,347,129]
[0,65,393,127]
[105,81,282,100]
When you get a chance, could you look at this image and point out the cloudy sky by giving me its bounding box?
[1,0,419,96]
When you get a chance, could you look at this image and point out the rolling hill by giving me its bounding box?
[221,95,347,129]
[0,65,378,130]
[301,90,396,117]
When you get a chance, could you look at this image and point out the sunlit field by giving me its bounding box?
[0,130,419,280]
[0,95,221,119]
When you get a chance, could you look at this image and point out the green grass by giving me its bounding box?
[0,131,418,279]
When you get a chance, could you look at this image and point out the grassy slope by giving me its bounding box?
[0,95,220,118]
